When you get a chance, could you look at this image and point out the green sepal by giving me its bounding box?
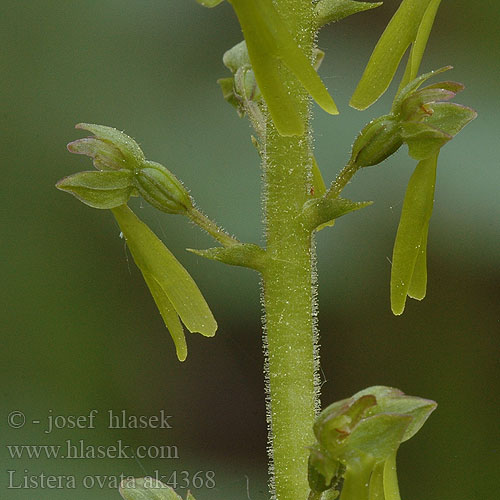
[302,197,373,232]
[67,136,127,171]
[119,477,182,500]
[56,170,134,209]
[185,492,197,500]
[228,0,338,136]
[355,386,437,442]
[315,394,377,452]
[400,101,476,161]
[315,0,383,28]
[222,39,251,73]
[341,414,410,461]
[196,0,224,7]
[400,121,451,160]
[398,0,442,91]
[217,77,241,113]
[350,0,437,110]
[187,243,266,272]
[111,205,217,360]
[392,66,452,116]
[423,102,477,137]
[74,123,145,167]
[399,87,458,121]
[391,154,437,315]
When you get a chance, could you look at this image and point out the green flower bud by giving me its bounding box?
[222,40,251,74]
[134,161,192,215]
[351,115,403,167]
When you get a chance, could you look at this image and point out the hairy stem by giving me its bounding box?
[261,2,318,500]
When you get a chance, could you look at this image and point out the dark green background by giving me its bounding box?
[1,1,499,499]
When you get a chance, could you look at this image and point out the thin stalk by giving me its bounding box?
[326,160,360,199]
[187,206,240,247]
[261,2,318,500]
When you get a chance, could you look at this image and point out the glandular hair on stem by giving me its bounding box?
[311,235,321,415]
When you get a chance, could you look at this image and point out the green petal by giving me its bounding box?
[56,170,134,209]
[119,477,182,500]
[75,123,145,166]
[112,205,217,338]
[350,0,434,110]
[392,66,452,115]
[229,0,337,136]
[390,154,437,315]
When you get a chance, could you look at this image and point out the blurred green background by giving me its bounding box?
[1,1,499,499]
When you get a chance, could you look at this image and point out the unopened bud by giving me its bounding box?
[134,161,192,215]
[351,115,403,167]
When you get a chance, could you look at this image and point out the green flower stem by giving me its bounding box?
[187,206,240,248]
[261,2,317,500]
[327,160,360,199]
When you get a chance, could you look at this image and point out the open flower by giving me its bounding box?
[308,386,437,500]
[351,67,476,168]
[57,124,217,360]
